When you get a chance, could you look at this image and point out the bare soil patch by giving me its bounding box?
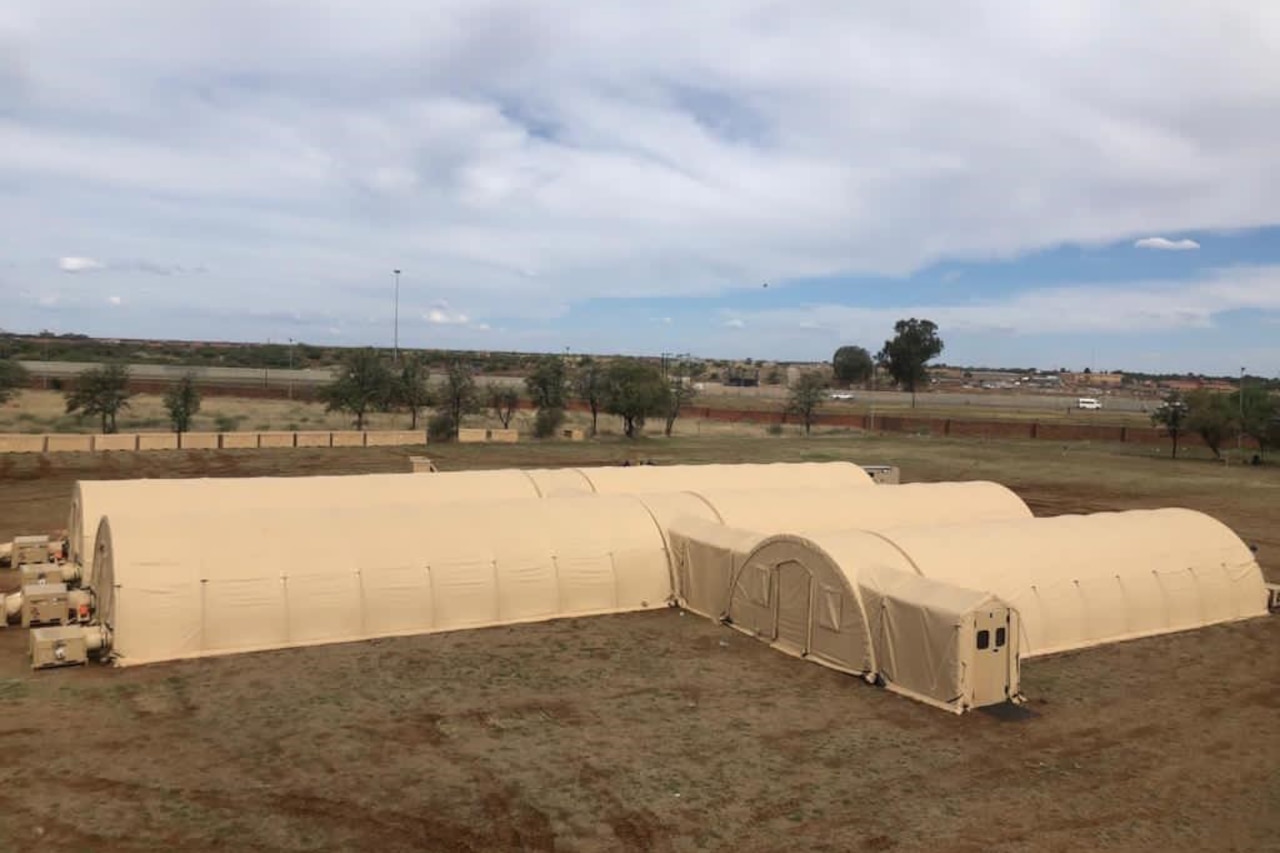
[0,433,1276,851]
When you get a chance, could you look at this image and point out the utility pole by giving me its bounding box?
[393,269,401,364]
[288,337,295,400]
[1238,367,1245,457]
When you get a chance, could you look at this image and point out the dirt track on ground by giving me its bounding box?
[0,440,1277,851]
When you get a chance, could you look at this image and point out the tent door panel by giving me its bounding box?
[970,607,1014,707]
[773,561,812,655]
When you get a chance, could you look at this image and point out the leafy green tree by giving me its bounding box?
[1149,391,1188,459]
[436,361,481,440]
[1232,387,1278,460]
[1185,390,1236,460]
[832,345,874,386]
[318,348,393,430]
[877,318,944,406]
[0,357,30,404]
[574,358,608,436]
[663,361,700,437]
[525,355,568,411]
[786,371,828,435]
[162,373,202,434]
[604,360,670,438]
[64,363,132,433]
[487,383,520,429]
[395,355,433,429]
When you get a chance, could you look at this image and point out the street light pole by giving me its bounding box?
[288,337,295,400]
[1239,367,1245,457]
[393,269,401,364]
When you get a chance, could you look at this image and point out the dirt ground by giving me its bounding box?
[0,435,1277,852]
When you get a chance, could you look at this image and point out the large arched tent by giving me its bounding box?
[666,481,1031,620]
[870,508,1269,657]
[692,480,1030,531]
[91,492,717,667]
[69,462,873,580]
[724,509,1268,710]
[566,462,874,495]
[68,470,543,573]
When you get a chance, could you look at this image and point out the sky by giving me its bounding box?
[2,1,1279,376]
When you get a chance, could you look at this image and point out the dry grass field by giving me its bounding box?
[0,431,1277,852]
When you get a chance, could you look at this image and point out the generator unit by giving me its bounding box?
[29,626,90,670]
[12,535,52,566]
[21,583,70,628]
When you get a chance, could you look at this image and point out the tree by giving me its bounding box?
[436,361,481,439]
[786,371,827,435]
[0,358,30,404]
[832,345,874,386]
[663,361,700,437]
[395,355,433,430]
[574,358,607,436]
[604,360,670,438]
[318,348,393,430]
[1184,390,1236,460]
[877,318,944,406]
[1232,387,1278,460]
[64,363,132,433]
[487,383,520,429]
[162,373,202,435]
[525,355,568,411]
[1149,392,1188,459]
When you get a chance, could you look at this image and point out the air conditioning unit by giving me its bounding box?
[21,583,69,628]
[13,535,51,566]
[29,626,90,670]
[20,563,69,586]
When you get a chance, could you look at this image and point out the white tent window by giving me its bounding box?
[816,584,843,631]
[746,563,772,607]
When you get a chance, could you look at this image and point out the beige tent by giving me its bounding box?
[68,470,543,573]
[691,480,1030,532]
[69,462,873,581]
[566,462,874,495]
[870,508,1269,657]
[722,508,1267,710]
[666,481,1031,620]
[91,493,718,667]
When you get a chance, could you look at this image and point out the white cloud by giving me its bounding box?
[723,318,745,329]
[1134,237,1201,251]
[0,2,1276,354]
[424,308,468,325]
[106,295,122,306]
[58,256,105,273]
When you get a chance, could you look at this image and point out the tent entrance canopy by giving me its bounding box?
[859,564,1020,713]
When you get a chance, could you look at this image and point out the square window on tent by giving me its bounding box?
[816,585,842,631]
[746,563,771,607]
[977,629,991,650]
[995,627,1006,648]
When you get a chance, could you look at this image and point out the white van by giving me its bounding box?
[1077,397,1102,410]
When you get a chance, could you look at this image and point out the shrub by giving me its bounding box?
[533,407,566,438]
[766,423,785,436]
[214,414,241,432]
[427,411,456,442]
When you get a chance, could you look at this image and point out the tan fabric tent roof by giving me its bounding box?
[571,462,874,495]
[69,462,871,577]
[93,494,679,667]
[689,481,1030,531]
[865,508,1269,657]
[665,481,1031,620]
[69,470,542,571]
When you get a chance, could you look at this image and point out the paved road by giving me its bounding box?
[19,361,1152,412]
